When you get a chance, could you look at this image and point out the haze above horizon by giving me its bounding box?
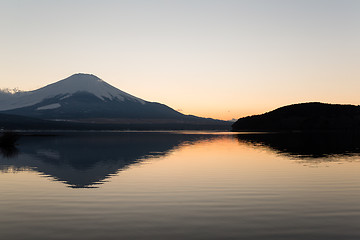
[1,0,359,120]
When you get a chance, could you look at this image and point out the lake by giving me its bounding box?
[1,131,360,240]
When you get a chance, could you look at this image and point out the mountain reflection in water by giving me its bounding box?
[0,132,220,188]
[2,131,360,188]
[235,132,360,160]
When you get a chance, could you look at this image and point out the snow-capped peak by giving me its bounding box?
[36,73,145,102]
[0,73,146,111]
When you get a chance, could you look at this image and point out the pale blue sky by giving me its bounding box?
[0,0,359,119]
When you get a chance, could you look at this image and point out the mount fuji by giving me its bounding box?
[0,74,226,127]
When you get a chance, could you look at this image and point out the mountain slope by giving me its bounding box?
[0,73,214,122]
[0,112,229,130]
[0,73,145,111]
[232,102,360,131]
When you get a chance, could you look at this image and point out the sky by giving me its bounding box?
[0,0,359,120]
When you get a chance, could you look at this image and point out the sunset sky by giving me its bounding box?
[0,0,359,120]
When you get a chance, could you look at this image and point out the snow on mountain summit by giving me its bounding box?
[0,73,146,111]
[36,73,145,102]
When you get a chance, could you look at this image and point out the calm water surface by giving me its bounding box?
[1,131,360,240]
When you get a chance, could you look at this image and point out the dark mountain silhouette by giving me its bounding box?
[232,102,360,132]
[235,132,360,160]
[0,132,221,188]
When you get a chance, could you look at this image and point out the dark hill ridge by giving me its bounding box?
[232,102,360,132]
[0,113,230,130]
